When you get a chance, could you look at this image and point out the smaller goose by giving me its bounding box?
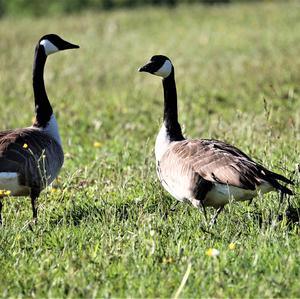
[139,55,293,224]
[0,34,79,224]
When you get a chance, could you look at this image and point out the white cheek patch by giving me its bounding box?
[154,60,173,78]
[40,39,59,56]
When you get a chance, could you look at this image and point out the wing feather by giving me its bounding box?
[161,139,292,192]
[0,128,64,188]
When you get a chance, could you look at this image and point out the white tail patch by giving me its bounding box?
[40,39,59,56]
[154,60,172,78]
[204,182,274,208]
[0,172,30,196]
[0,172,18,179]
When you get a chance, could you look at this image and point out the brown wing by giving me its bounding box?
[162,139,293,193]
[0,127,64,189]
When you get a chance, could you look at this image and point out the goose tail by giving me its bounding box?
[267,171,294,195]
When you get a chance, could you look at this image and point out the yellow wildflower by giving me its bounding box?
[23,143,28,149]
[206,248,220,257]
[65,152,72,159]
[0,190,11,196]
[162,257,174,264]
[93,141,102,148]
[228,243,236,250]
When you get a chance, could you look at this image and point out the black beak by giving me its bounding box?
[138,61,156,73]
[61,40,80,50]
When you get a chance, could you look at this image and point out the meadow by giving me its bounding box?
[0,1,300,297]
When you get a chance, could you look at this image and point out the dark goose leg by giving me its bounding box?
[209,206,224,227]
[30,188,40,223]
[0,200,2,225]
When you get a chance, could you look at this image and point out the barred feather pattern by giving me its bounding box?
[0,127,63,195]
[157,138,293,209]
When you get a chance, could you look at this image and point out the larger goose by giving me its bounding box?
[0,34,79,224]
[139,55,293,224]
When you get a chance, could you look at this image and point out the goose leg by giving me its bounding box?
[209,206,224,227]
[0,200,2,225]
[199,200,208,222]
[277,192,285,215]
[287,195,291,209]
[280,191,284,205]
[30,188,40,223]
[170,201,179,212]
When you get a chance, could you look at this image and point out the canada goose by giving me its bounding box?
[0,34,79,224]
[139,55,293,224]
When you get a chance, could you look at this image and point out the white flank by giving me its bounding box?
[40,39,59,56]
[0,172,18,179]
[204,182,274,208]
[154,60,172,78]
[157,163,274,208]
[155,123,171,162]
[0,172,30,196]
[42,114,62,146]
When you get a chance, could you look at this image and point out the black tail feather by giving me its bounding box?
[264,169,294,195]
[277,184,294,196]
[271,172,294,185]
[269,177,294,195]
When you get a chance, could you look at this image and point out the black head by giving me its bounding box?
[139,55,173,78]
[39,34,79,56]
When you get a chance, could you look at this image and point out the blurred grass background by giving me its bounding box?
[0,0,300,297]
[0,0,282,16]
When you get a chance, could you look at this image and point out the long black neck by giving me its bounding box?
[162,69,184,141]
[32,45,53,128]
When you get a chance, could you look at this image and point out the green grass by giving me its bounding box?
[0,1,300,297]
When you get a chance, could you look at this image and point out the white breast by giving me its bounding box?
[158,173,191,202]
[156,159,194,203]
[155,123,171,162]
[39,114,62,146]
[0,172,30,196]
[155,129,193,202]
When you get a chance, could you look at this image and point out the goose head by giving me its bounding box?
[139,55,173,79]
[39,34,79,56]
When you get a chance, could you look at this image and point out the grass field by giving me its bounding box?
[0,1,300,297]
